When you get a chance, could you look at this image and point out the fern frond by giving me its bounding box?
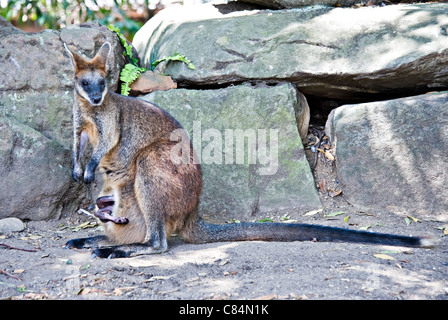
[120,63,146,96]
[108,24,139,66]
[151,52,195,71]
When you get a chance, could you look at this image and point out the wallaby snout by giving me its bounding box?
[79,76,107,106]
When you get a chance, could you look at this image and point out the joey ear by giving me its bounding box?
[64,43,89,72]
[91,42,111,71]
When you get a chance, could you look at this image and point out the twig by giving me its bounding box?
[0,243,38,252]
[0,269,21,281]
[78,208,95,218]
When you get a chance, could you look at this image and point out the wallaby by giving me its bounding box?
[64,42,433,258]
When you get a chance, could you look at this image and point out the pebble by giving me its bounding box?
[0,217,25,233]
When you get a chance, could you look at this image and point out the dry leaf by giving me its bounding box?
[253,294,277,300]
[317,148,335,161]
[72,221,97,231]
[13,269,25,274]
[219,259,230,266]
[328,189,342,197]
[318,178,327,193]
[114,286,136,295]
[19,235,42,241]
[373,253,395,260]
[407,215,422,223]
[304,209,323,216]
[128,260,160,268]
[146,275,174,282]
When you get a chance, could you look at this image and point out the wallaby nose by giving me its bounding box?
[93,97,101,104]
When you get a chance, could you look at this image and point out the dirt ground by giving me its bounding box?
[1,147,448,302]
[1,208,447,302]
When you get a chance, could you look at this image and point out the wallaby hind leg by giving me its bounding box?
[133,159,168,255]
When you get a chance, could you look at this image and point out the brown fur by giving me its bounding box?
[64,43,432,258]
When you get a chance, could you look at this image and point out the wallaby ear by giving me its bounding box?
[91,42,111,72]
[64,43,89,72]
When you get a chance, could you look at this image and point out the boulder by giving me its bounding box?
[326,91,448,220]
[0,17,126,220]
[129,70,177,95]
[0,217,25,233]
[133,3,448,101]
[237,0,436,9]
[239,0,361,8]
[141,83,321,221]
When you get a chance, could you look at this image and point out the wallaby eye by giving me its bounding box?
[98,79,105,86]
[81,80,89,87]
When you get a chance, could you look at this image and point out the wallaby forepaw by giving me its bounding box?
[72,166,83,183]
[84,170,95,184]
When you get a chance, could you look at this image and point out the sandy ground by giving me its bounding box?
[1,204,447,301]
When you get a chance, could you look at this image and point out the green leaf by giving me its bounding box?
[359,225,371,230]
[108,24,139,66]
[325,211,345,217]
[257,218,274,223]
[17,285,27,293]
[151,52,195,71]
[373,253,395,260]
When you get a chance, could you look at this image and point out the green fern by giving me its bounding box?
[109,24,195,96]
[120,64,146,96]
[109,24,145,95]
[108,24,139,66]
[151,52,195,71]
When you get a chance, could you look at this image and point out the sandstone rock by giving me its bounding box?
[0,218,25,233]
[326,91,448,220]
[0,116,86,220]
[239,0,360,8]
[134,3,448,101]
[130,70,177,95]
[0,18,125,220]
[238,0,436,9]
[0,19,123,93]
[141,83,321,221]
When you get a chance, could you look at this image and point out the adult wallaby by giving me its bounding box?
[64,42,433,258]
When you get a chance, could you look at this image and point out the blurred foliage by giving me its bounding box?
[0,0,153,40]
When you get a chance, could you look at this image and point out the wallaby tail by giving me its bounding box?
[183,219,434,248]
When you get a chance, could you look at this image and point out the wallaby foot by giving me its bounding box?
[90,242,167,259]
[65,235,108,249]
[91,247,130,259]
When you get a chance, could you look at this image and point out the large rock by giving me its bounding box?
[326,91,448,220]
[0,18,126,220]
[238,0,436,9]
[134,3,448,101]
[141,83,321,221]
[239,0,361,8]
